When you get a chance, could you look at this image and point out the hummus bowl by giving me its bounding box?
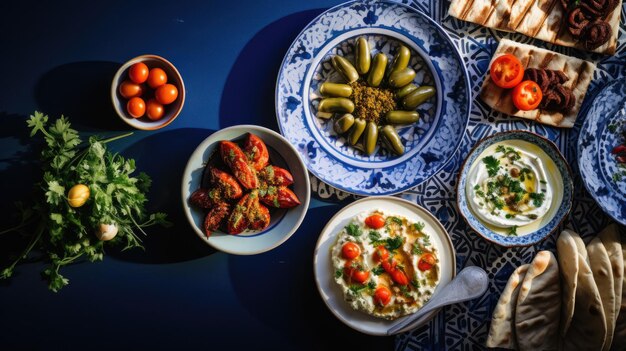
[457,131,573,247]
[314,196,455,335]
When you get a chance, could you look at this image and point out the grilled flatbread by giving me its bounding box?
[486,264,530,349]
[564,250,607,351]
[599,223,624,346]
[480,39,596,128]
[611,231,626,351]
[557,230,582,336]
[515,251,561,351]
[588,236,616,350]
[448,0,622,54]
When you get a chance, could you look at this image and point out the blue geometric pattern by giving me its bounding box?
[578,79,626,225]
[304,0,625,349]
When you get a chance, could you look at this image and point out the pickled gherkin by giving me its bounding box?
[317,37,436,157]
[355,37,371,75]
[388,67,416,88]
[385,110,419,124]
[363,121,378,155]
[318,97,355,114]
[390,45,410,75]
[334,113,355,134]
[402,86,436,110]
[320,82,352,98]
[331,56,359,83]
[396,84,418,99]
[348,118,366,145]
[367,53,387,88]
[381,125,404,155]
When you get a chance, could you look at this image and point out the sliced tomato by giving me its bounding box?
[374,286,392,306]
[490,54,524,89]
[341,242,361,259]
[512,80,543,111]
[418,253,437,271]
[365,214,385,229]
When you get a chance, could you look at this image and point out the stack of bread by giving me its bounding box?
[487,224,625,350]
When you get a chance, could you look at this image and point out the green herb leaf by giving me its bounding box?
[483,156,500,177]
[345,223,362,237]
[508,226,518,236]
[372,266,385,275]
[413,222,425,232]
[529,192,545,207]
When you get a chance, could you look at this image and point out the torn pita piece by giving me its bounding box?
[448,0,622,54]
[480,39,596,128]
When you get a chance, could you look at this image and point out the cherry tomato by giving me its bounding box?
[344,261,370,284]
[351,270,370,284]
[389,269,408,285]
[118,80,144,98]
[127,97,146,118]
[341,242,361,259]
[374,286,392,306]
[128,62,149,84]
[490,54,524,89]
[512,80,543,111]
[365,214,385,229]
[146,99,165,121]
[147,68,168,89]
[418,253,437,271]
[382,260,408,285]
[373,245,389,263]
[155,83,178,105]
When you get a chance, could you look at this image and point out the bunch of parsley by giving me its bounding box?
[0,112,170,292]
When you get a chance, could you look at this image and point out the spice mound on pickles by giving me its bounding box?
[316,37,436,156]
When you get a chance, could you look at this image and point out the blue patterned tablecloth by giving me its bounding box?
[309,1,626,349]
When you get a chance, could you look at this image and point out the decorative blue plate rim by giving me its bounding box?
[456,130,574,247]
[577,79,626,225]
[275,0,471,196]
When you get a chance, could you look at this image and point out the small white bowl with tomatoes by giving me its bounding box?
[111,54,185,130]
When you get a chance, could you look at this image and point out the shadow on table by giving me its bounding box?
[227,205,395,350]
[34,61,130,131]
[0,112,44,272]
[107,128,217,263]
[218,9,329,131]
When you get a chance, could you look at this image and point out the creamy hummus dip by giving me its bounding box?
[331,210,440,320]
[466,143,553,232]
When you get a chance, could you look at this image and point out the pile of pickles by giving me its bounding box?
[316,37,436,156]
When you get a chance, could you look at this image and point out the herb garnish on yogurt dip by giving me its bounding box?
[466,144,553,234]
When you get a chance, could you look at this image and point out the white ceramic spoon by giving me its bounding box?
[387,266,489,335]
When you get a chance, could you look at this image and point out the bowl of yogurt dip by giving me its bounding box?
[457,130,573,247]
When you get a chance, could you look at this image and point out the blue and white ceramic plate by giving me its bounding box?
[457,131,573,247]
[275,0,470,195]
[578,80,626,225]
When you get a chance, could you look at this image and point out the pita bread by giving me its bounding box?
[588,237,617,350]
[447,0,622,54]
[515,251,561,351]
[599,224,624,340]
[557,230,582,336]
[486,264,530,349]
[480,39,596,128]
[563,250,607,350]
[611,232,626,351]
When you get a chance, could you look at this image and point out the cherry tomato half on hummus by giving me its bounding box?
[365,214,385,229]
[490,54,524,89]
[512,80,543,111]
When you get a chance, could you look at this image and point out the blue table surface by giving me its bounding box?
[0,0,397,349]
